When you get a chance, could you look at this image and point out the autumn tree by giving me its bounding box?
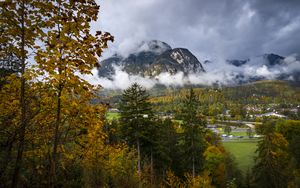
[0,0,48,186]
[0,41,20,87]
[276,120,300,187]
[33,0,113,186]
[252,121,290,188]
[1,0,117,187]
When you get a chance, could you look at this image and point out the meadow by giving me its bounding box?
[223,141,258,174]
[106,112,120,121]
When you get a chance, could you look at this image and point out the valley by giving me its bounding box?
[102,80,300,181]
[1,0,300,186]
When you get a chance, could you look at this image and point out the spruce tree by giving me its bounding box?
[180,88,207,177]
[119,83,154,178]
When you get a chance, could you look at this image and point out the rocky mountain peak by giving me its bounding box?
[262,53,284,66]
[136,40,172,55]
[98,41,205,78]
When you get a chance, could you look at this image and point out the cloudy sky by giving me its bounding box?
[94,0,300,61]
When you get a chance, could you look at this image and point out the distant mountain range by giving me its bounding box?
[226,53,300,83]
[98,40,300,85]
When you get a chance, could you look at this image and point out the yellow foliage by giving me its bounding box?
[165,169,183,188]
[184,171,214,188]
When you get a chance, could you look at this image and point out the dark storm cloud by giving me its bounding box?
[82,0,300,89]
[94,0,300,60]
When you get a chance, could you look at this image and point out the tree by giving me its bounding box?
[276,120,300,186]
[224,125,232,136]
[204,145,226,187]
[0,41,20,87]
[0,1,47,186]
[34,1,113,186]
[252,131,290,188]
[151,118,180,181]
[1,0,115,186]
[119,83,154,180]
[180,88,207,177]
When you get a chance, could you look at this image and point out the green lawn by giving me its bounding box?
[230,132,248,136]
[223,141,258,174]
[106,112,120,121]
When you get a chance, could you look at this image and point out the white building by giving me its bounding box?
[256,112,287,118]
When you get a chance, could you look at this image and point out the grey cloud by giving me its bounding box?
[89,0,300,90]
[94,0,300,60]
[81,54,300,89]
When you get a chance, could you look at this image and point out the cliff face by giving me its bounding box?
[98,40,205,78]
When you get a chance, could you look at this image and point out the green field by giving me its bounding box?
[219,131,249,137]
[106,112,120,121]
[223,141,258,174]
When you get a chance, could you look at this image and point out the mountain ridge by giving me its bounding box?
[98,40,205,78]
[97,40,300,86]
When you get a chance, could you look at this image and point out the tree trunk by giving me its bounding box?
[136,138,142,187]
[49,13,63,186]
[137,138,141,177]
[12,1,26,186]
[150,148,153,185]
[49,83,62,188]
[192,139,195,178]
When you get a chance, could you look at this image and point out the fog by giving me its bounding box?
[81,54,300,90]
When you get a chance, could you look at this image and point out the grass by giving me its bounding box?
[230,132,248,136]
[223,141,258,174]
[106,112,120,121]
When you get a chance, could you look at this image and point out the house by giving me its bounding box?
[108,108,120,113]
[256,112,287,118]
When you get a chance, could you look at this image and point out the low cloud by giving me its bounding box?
[82,54,300,90]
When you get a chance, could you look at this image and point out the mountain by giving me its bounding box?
[263,53,284,66]
[226,53,300,83]
[227,53,284,67]
[145,48,205,76]
[97,40,299,87]
[226,59,249,66]
[98,40,205,78]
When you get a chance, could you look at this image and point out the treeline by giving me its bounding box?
[146,83,300,120]
[105,84,300,187]
[106,84,243,187]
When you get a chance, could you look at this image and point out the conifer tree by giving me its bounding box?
[119,83,154,179]
[180,88,207,177]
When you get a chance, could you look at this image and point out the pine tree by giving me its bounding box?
[152,118,180,180]
[119,83,154,180]
[180,88,207,177]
